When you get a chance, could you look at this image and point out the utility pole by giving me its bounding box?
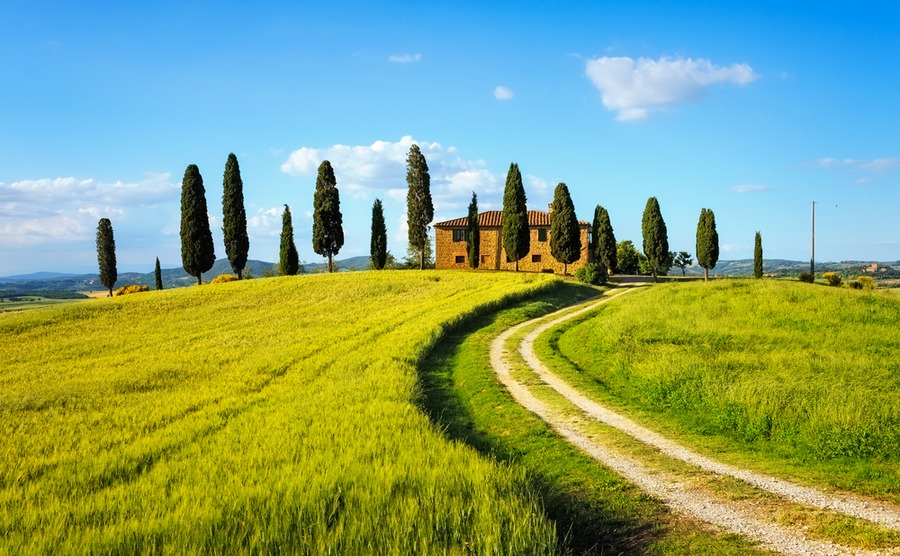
[810,200,815,277]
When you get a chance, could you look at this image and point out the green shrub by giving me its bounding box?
[798,272,814,283]
[847,280,862,290]
[114,284,150,296]
[856,275,877,290]
[575,262,607,285]
[822,271,842,287]
[211,274,238,284]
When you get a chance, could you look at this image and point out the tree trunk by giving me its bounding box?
[704,268,709,281]
[515,260,519,272]
[563,262,567,276]
[197,274,202,286]
[108,287,112,297]
[420,249,424,270]
[653,269,658,283]
[328,254,334,273]
[238,270,243,280]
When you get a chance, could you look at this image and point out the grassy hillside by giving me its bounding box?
[545,280,900,496]
[0,271,559,554]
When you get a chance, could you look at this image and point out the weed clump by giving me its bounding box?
[574,262,607,285]
[822,271,842,287]
[114,284,150,296]
[210,274,238,284]
[856,275,877,289]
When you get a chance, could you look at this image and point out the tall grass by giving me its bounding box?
[551,280,900,463]
[0,271,558,554]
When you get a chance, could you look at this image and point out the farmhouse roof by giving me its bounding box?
[434,210,589,228]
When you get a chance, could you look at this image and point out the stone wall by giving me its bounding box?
[435,225,590,275]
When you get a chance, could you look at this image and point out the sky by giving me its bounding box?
[1,1,899,275]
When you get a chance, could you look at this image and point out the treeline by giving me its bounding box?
[94,144,444,295]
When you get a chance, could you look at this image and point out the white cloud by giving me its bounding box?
[857,157,900,173]
[732,184,770,193]
[494,86,514,100]
[584,55,759,121]
[0,174,179,246]
[813,156,900,174]
[388,53,422,64]
[281,136,513,212]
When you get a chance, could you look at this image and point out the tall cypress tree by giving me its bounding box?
[96,218,117,297]
[279,204,299,276]
[180,164,216,285]
[695,208,720,281]
[406,144,433,270]
[501,162,529,271]
[466,192,480,269]
[154,257,163,290]
[592,205,617,275]
[549,183,581,275]
[641,197,669,283]
[312,160,344,273]
[370,199,387,270]
[754,231,764,279]
[222,153,249,279]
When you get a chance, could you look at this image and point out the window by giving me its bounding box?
[480,254,489,264]
[455,255,465,264]
[452,229,466,242]
[537,228,548,242]
[531,254,542,263]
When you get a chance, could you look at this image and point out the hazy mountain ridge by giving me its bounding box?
[3,257,898,292]
[0,257,374,292]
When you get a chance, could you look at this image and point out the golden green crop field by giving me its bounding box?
[0,271,559,554]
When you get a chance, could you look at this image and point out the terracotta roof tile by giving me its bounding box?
[435,210,589,228]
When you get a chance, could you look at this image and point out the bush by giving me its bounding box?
[211,274,238,284]
[798,272,814,283]
[822,271,842,287]
[114,284,150,296]
[575,262,607,285]
[856,275,877,290]
[847,280,862,289]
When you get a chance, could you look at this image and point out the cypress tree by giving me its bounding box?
[154,257,163,290]
[279,204,299,276]
[695,208,720,281]
[592,205,617,275]
[466,192,480,269]
[370,199,387,270]
[222,153,249,279]
[180,164,216,285]
[406,144,434,270]
[549,183,581,275]
[501,162,529,271]
[641,197,669,283]
[754,231,764,279]
[312,160,344,273]
[96,218,117,297]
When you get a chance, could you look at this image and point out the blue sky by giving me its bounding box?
[2,1,899,275]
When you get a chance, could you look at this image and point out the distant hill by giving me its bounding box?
[679,259,900,278]
[3,257,898,292]
[0,271,79,283]
[0,256,376,293]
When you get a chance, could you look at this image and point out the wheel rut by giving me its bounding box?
[490,285,900,556]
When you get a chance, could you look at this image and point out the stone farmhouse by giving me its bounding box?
[433,209,591,274]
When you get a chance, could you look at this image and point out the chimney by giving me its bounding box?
[547,202,553,213]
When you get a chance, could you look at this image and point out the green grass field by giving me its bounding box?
[543,280,900,498]
[419,283,768,555]
[0,271,560,554]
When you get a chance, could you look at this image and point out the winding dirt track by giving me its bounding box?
[490,286,900,556]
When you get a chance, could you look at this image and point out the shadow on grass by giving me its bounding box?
[417,283,668,555]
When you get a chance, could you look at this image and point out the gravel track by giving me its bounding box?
[489,286,900,555]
